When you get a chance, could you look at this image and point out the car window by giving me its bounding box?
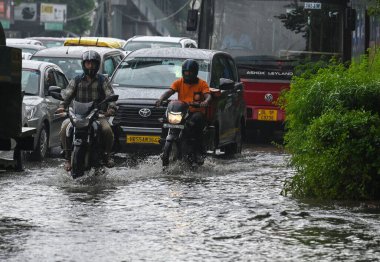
[22,69,40,95]
[103,57,115,76]
[227,57,238,82]
[44,68,57,95]
[210,56,223,88]
[112,58,209,88]
[210,56,236,88]
[54,71,68,89]
[31,57,83,80]
[113,55,122,66]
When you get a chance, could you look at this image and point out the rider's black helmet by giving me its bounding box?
[81,50,101,78]
[182,59,199,84]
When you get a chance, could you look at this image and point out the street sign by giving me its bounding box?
[44,22,63,31]
[304,2,322,10]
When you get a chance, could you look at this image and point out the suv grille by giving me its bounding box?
[115,104,166,128]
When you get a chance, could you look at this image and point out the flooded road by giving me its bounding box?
[1,145,380,261]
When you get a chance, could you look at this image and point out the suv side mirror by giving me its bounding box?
[219,78,234,90]
[187,9,198,31]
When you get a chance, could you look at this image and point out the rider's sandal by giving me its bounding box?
[64,161,72,172]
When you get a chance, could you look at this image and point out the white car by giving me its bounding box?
[6,38,44,46]
[22,60,69,160]
[123,36,197,53]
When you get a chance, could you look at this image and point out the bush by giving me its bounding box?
[281,52,380,200]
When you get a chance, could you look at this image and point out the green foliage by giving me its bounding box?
[281,51,380,200]
[368,0,380,16]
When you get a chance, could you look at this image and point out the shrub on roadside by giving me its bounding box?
[281,52,380,200]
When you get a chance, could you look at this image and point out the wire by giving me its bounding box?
[116,0,192,23]
[66,6,97,22]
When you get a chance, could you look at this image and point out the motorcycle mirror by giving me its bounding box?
[219,78,235,91]
[50,92,63,100]
[48,86,61,96]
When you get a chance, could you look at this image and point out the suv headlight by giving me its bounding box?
[167,112,183,124]
[25,105,37,120]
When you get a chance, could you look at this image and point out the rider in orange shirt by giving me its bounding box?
[156,59,212,162]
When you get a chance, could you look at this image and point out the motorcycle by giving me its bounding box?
[52,92,118,179]
[161,100,208,168]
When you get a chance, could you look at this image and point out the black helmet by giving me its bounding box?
[182,59,199,84]
[81,50,101,78]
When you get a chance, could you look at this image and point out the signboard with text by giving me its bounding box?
[40,3,67,23]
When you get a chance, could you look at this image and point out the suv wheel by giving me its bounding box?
[224,124,242,156]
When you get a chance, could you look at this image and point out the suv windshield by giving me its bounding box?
[124,41,182,52]
[31,57,82,80]
[22,69,40,95]
[112,58,209,88]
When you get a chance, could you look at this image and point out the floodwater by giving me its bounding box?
[0,145,379,261]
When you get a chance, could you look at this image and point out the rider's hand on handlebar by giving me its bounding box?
[155,99,163,107]
[200,101,209,108]
[104,108,116,117]
[55,107,65,114]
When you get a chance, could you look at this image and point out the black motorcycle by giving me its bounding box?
[161,100,208,168]
[52,92,118,179]
[68,95,118,178]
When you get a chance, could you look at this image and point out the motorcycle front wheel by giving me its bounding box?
[162,140,181,166]
[71,144,87,179]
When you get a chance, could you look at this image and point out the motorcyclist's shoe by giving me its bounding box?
[64,161,72,171]
[104,154,115,168]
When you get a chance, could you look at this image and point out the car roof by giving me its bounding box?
[22,59,64,73]
[126,47,227,60]
[64,37,124,49]
[32,45,123,58]
[7,43,46,50]
[127,36,195,44]
[27,37,67,42]
[6,38,44,46]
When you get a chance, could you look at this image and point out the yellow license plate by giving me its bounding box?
[258,109,278,121]
[126,135,160,144]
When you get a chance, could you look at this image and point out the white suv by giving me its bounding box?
[123,36,197,53]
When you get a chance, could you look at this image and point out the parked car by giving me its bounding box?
[111,48,245,154]
[123,36,197,53]
[31,46,125,80]
[22,60,69,160]
[27,37,67,48]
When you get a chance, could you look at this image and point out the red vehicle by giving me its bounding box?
[189,0,355,133]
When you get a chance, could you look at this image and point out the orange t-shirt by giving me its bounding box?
[171,78,210,112]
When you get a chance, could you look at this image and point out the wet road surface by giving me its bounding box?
[0,144,380,261]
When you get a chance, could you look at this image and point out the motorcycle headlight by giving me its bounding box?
[167,112,183,124]
[73,116,89,128]
[25,105,37,120]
